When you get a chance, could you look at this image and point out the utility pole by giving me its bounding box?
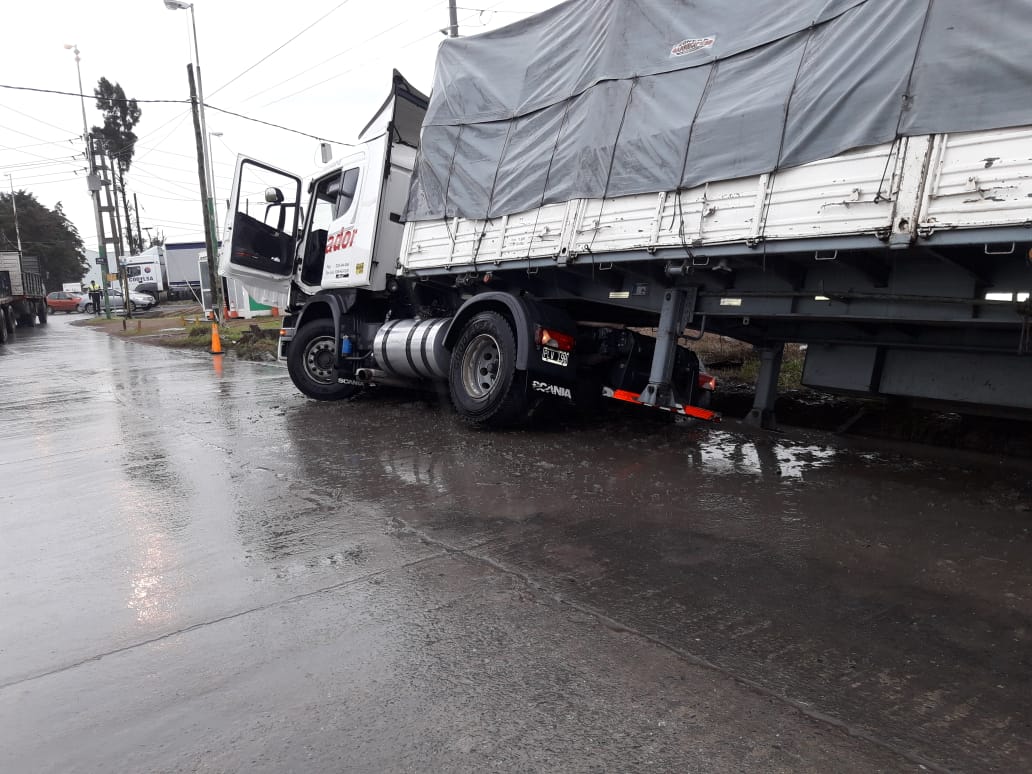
[188,64,222,324]
[118,166,135,255]
[5,174,24,255]
[448,0,458,37]
[134,194,143,250]
[66,44,113,319]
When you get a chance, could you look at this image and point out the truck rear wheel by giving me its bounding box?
[0,308,8,344]
[449,311,528,427]
[38,302,47,324]
[287,319,362,401]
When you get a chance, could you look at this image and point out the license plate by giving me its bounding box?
[541,348,569,366]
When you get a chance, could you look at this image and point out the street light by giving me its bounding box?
[163,0,223,325]
[63,43,112,318]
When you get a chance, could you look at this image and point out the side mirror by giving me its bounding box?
[265,187,285,204]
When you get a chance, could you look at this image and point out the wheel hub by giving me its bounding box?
[461,333,501,399]
[304,338,337,384]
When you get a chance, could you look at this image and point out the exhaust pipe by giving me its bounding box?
[354,368,416,389]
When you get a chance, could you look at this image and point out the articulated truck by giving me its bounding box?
[222,0,1032,427]
[0,252,46,344]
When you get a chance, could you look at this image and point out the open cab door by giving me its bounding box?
[219,157,302,304]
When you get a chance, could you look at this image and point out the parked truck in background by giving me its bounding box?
[0,251,46,344]
[124,247,167,302]
[222,0,1032,427]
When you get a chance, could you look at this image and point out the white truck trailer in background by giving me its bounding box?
[222,0,1032,427]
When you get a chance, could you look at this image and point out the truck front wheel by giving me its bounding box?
[449,311,528,427]
[287,319,362,401]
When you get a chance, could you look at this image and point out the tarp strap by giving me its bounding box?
[517,98,576,263]
[581,78,639,257]
[758,24,819,246]
[473,117,518,267]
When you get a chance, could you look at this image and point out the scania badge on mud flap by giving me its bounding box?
[533,380,572,399]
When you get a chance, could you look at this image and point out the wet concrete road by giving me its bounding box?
[1,316,1030,773]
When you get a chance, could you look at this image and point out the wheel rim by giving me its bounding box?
[461,333,501,399]
[303,337,337,384]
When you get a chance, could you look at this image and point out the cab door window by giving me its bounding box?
[300,167,360,285]
[227,160,301,276]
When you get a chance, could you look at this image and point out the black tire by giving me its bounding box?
[3,306,13,334]
[0,308,8,344]
[448,311,529,427]
[85,303,94,314]
[37,302,47,324]
[287,319,362,401]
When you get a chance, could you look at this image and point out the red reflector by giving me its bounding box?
[697,373,717,391]
[682,405,720,422]
[611,389,641,404]
[603,387,720,422]
[535,326,576,352]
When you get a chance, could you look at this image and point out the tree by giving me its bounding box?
[92,77,142,253]
[0,191,88,286]
[91,77,141,176]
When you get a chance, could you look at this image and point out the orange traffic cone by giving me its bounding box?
[210,322,223,354]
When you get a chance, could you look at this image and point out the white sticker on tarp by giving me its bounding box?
[670,36,715,57]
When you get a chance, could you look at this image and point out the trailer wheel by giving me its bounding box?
[3,306,12,335]
[37,302,47,324]
[287,319,362,401]
[449,311,528,427]
[0,309,8,344]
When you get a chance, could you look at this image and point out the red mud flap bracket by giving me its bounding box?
[603,387,721,422]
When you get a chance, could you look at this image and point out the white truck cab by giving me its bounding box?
[221,71,425,305]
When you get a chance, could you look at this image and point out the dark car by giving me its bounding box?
[46,291,81,314]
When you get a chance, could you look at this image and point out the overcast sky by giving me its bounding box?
[0,0,560,257]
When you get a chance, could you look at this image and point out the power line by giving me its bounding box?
[203,104,351,145]
[258,2,504,108]
[134,142,236,169]
[0,137,80,152]
[0,157,84,172]
[0,84,351,144]
[208,0,355,100]
[245,1,441,106]
[0,102,80,136]
[131,157,234,183]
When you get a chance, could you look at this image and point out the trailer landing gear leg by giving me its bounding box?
[746,343,783,430]
[639,287,693,408]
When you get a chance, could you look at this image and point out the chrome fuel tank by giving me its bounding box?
[372,318,450,380]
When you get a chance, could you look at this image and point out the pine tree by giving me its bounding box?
[91,77,142,253]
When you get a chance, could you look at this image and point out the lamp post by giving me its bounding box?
[163,0,223,325]
[63,43,112,319]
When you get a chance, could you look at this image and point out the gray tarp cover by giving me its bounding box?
[405,0,1032,222]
